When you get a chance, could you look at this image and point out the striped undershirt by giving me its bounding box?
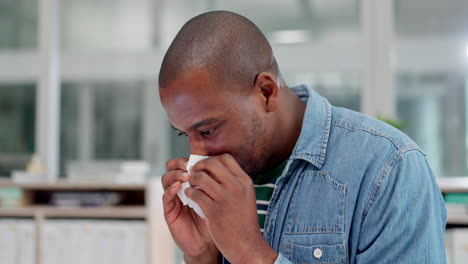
[255,182,276,233]
[222,159,288,264]
[254,159,288,233]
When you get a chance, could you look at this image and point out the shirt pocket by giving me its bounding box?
[284,170,346,235]
[280,170,347,263]
[282,241,347,264]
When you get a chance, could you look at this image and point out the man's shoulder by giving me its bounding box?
[290,85,420,154]
[329,106,421,155]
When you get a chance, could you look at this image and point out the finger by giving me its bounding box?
[191,156,235,185]
[161,170,190,190]
[162,182,182,219]
[168,180,182,197]
[189,171,224,201]
[185,187,215,217]
[165,157,189,171]
[215,153,246,178]
[216,153,254,186]
[192,154,254,192]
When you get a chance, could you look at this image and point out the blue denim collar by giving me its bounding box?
[289,85,331,169]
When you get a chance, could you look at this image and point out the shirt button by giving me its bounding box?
[313,248,323,259]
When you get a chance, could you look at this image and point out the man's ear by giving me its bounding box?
[254,72,279,112]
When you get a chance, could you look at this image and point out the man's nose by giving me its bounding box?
[188,138,212,156]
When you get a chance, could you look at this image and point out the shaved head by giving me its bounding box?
[159,11,281,90]
[159,11,304,175]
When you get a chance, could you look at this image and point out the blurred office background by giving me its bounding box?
[1,0,468,263]
[1,0,468,179]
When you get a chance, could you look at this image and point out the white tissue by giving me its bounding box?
[177,155,209,218]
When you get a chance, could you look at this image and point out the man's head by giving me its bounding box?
[159,10,282,91]
[159,11,289,175]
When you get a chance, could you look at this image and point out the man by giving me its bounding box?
[159,10,446,264]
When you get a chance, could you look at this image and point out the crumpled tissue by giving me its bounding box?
[177,155,209,218]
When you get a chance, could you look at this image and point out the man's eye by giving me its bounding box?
[200,128,215,137]
[178,131,188,137]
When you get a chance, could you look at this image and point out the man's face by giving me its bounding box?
[159,69,270,175]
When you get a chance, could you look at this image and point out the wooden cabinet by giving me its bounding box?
[0,179,175,264]
[438,177,468,225]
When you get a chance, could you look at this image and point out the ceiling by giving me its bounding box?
[207,0,468,39]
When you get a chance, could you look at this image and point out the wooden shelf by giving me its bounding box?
[437,177,468,193]
[0,178,175,263]
[0,206,147,219]
[447,214,468,225]
[0,179,146,191]
[437,177,468,225]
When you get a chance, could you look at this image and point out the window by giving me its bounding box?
[0,84,35,176]
[395,0,468,177]
[0,0,37,50]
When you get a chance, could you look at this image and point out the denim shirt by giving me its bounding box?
[267,85,447,264]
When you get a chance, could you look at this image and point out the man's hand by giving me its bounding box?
[161,157,219,262]
[186,153,279,264]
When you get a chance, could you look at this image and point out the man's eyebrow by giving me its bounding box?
[170,118,219,132]
[190,118,218,130]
